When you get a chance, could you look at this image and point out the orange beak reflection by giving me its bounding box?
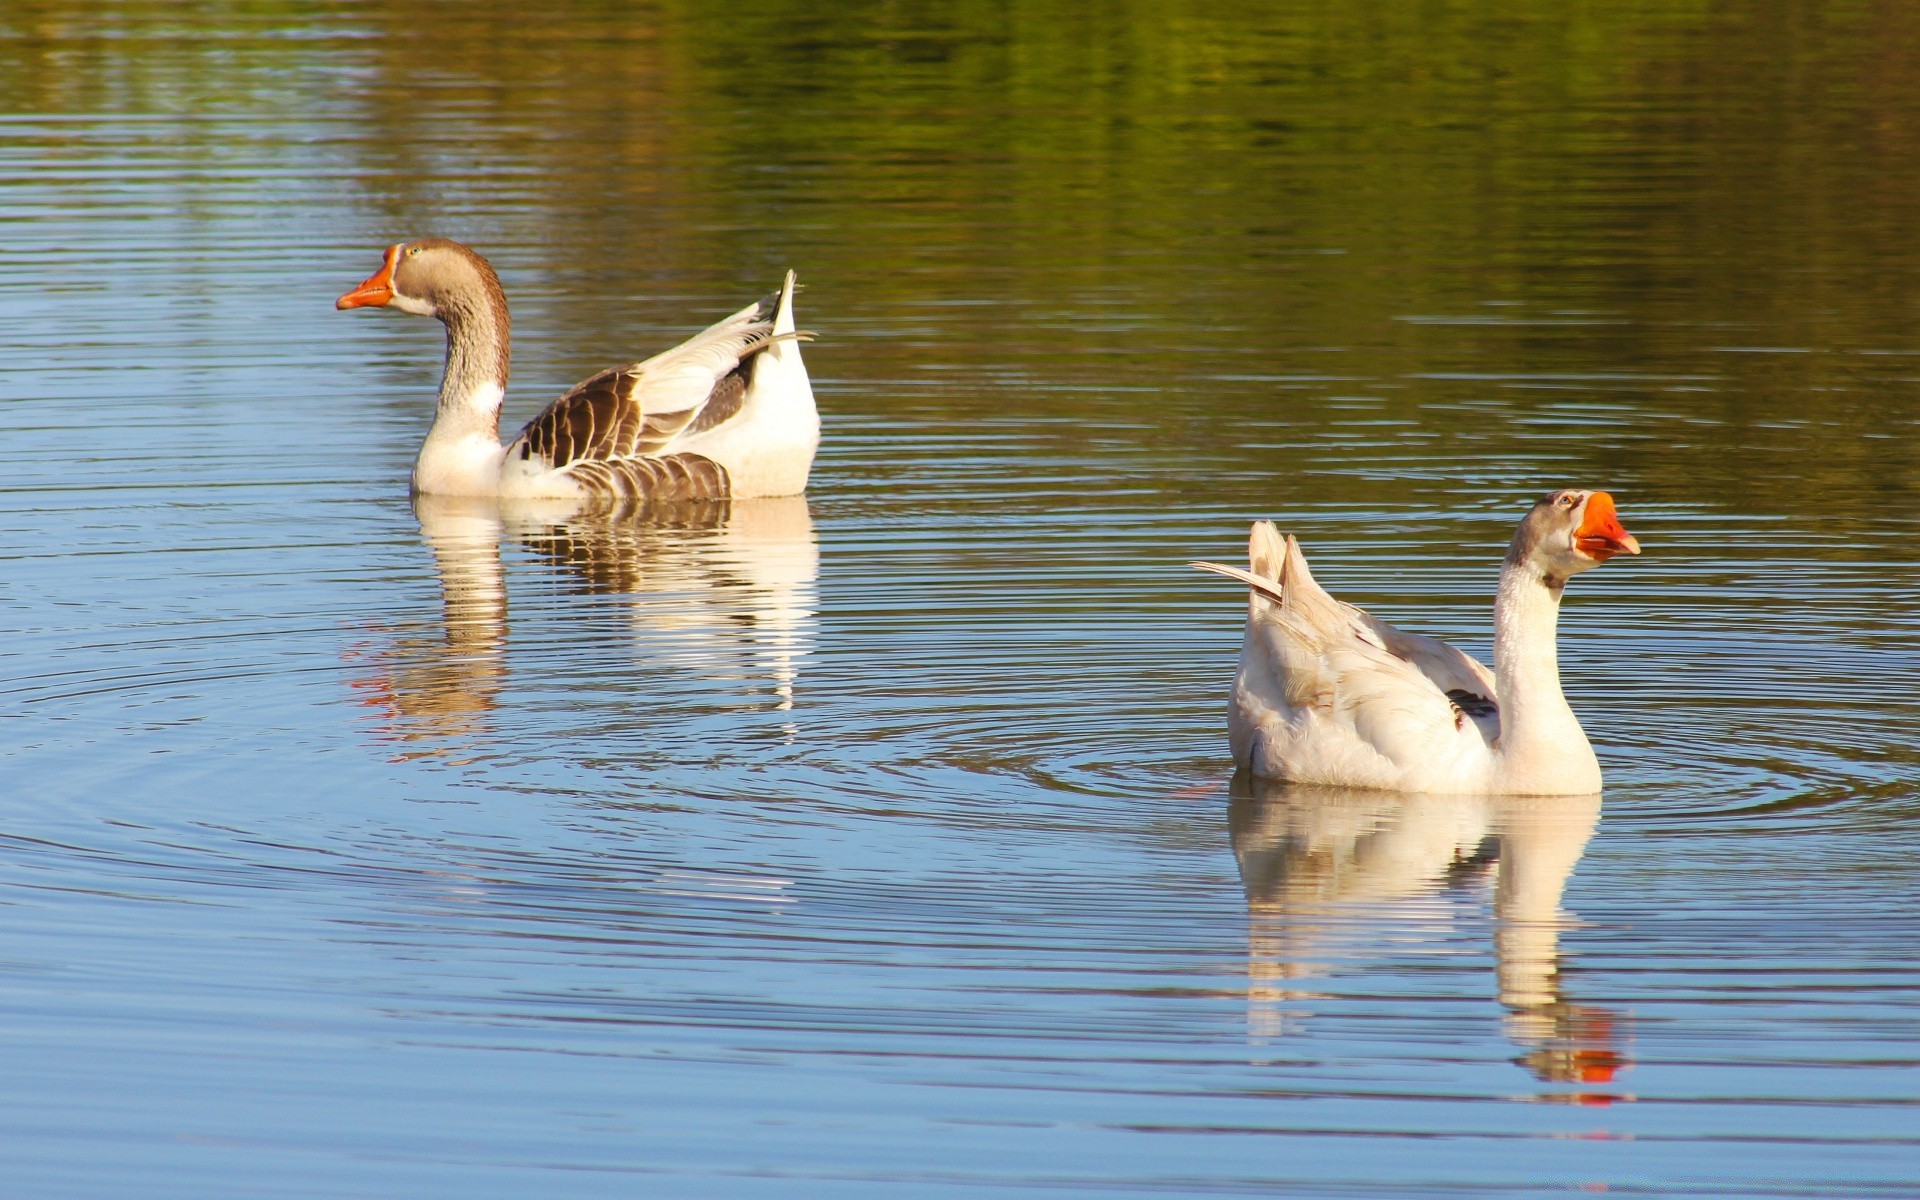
[336,244,400,310]
[1575,491,1641,561]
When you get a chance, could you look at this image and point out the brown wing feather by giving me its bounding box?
[561,453,730,502]
[519,367,645,467]
[684,361,751,437]
[516,364,753,470]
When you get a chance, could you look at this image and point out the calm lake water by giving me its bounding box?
[3,3,1918,1196]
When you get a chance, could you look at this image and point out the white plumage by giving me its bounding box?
[1194,490,1640,795]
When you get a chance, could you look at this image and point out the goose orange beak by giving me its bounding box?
[336,245,400,310]
[1575,491,1640,561]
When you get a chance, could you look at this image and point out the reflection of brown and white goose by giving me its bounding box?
[346,494,817,756]
[500,495,818,711]
[1193,490,1640,795]
[337,239,817,500]
[343,500,507,759]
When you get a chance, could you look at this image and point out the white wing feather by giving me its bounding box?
[618,297,781,425]
[1194,522,1499,789]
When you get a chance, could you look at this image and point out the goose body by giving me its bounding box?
[338,238,818,501]
[1193,491,1640,796]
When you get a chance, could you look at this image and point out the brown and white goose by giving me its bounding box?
[1192,490,1641,795]
[337,238,818,500]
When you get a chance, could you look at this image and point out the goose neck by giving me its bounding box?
[1492,559,1583,758]
[432,287,510,437]
[412,287,511,496]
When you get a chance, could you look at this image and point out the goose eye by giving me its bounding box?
[1558,494,1575,508]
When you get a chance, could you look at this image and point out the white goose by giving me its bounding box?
[337,238,818,500]
[1193,490,1640,795]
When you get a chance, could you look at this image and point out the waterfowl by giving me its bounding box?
[1192,490,1640,795]
[337,238,818,500]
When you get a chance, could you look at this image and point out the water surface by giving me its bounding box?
[2,3,1918,1196]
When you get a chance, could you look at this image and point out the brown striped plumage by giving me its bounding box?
[556,452,731,501]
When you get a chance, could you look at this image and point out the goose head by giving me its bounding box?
[1509,489,1641,581]
[336,238,509,326]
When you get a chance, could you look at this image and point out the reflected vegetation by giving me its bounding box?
[4,0,1916,530]
[347,495,816,756]
[1230,773,1625,1097]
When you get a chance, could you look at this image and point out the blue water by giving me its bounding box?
[3,5,1919,1196]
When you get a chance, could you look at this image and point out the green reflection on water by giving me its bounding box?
[3,0,1916,536]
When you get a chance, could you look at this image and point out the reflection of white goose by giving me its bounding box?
[1230,775,1624,1088]
[1194,490,1640,794]
[1494,793,1626,1089]
[1229,778,1495,1033]
[1231,784,1495,911]
[347,495,817,752]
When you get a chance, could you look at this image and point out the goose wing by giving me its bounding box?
[1195,522,1498,782]
[507,281,791,497]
